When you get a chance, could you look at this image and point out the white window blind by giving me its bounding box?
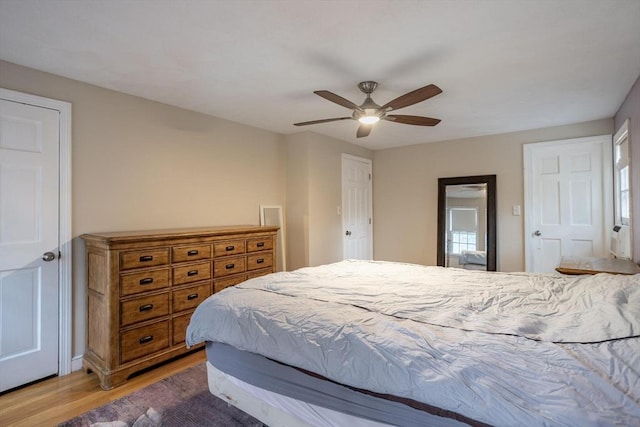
[448,208,478,254]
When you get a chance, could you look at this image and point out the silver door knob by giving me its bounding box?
[42,251,56,262]
[533,230,542,236]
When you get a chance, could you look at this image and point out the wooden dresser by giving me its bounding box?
[81,225,278,390]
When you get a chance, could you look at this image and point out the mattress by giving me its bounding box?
[187,260,640,426]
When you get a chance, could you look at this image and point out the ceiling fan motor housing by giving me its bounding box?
[358,81,378,94]
[355,81,383,121]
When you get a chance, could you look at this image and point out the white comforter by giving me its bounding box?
[187,260,640,426]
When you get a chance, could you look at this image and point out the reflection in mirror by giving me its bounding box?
[437,175,496,271]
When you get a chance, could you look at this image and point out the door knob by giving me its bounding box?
[533,230,542,236]
[345,230,352,236]
[42,251,56,262]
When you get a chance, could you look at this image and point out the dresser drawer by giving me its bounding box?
[172,283,211,313]
[247,268,271,280]
[173,261,211,285]
[214,275,247,293]
[121,293,170,327]
[213,257,246,277]
[247,252,273,271]
[172,244,212,263]
[172,313,192,345]
[120,248,170,271]
[120,268,170,297]
[247,237,273,253]
[214,240,245,257]
[121,321,170,363]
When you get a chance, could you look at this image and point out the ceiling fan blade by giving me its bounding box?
[356,124,372,138]
[385,114,441,126]
[314,90,363,111]
[381,84,442,111]
[294,117,352,126]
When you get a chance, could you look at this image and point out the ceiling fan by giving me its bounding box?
[293,81,442,138]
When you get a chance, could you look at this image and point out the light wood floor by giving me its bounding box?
[0,350,207,427]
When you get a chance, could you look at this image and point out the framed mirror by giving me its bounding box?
[437,175,496,271]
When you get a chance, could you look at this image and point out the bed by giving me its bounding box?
[186,259,640,426]
[458,250,487,270]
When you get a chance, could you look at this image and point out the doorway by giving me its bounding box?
[0,88,72,391]
[523,135,612,273]
[341,154,373,260]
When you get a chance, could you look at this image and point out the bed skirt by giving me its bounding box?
[206,342,475,427]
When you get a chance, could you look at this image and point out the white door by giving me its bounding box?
[524,136,612,273]
[342,154,373,259]
[0,98,60,392]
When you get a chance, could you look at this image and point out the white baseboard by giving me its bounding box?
[71,355,84,372]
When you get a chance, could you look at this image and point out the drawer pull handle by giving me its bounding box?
[139,278,154,285]
[139,255,153,262]
[225,263,235,269]
[256,258,265,264]
[225,245,235,251]
[139,335,153,344]
[187,270,198,276]
[187,250,199,256]
[139,304,154,312]
[257,242,265,247]
[187,293,199,300]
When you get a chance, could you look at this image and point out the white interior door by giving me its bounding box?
[524,136,612,273]
[342,154,372,260]
[0,98,60,392]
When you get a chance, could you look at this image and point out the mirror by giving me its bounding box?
[260,205,287,271]
[437,175,496,271]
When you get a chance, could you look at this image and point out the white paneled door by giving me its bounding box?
[342,154,372,260]
[524,136,612,273]
[0,98,60,391]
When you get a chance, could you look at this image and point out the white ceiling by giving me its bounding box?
[1,0,639,150]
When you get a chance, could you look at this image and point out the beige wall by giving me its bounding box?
[614,74,640,263]
[285,131,372,270]
[373,119,614,271]
[284,133,311,270]
[1,60,287,359]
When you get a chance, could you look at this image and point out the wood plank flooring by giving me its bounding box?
[0,349,206,427]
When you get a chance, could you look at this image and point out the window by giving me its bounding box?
[611,119,633,259]
[450,230,477,254]
[614,120,631,226]
[448,208,478,254]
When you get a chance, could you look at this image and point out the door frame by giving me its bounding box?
[341,154,373,260]
[523,135,613,272]
[1,88,73,375]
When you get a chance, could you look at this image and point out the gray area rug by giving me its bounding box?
[59,363,263,427]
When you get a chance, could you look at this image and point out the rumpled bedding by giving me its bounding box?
[459,250,487,266]
[187,259,640,426]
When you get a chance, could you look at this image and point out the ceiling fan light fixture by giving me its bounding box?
[358,115,380,124]
[358,107,382,124]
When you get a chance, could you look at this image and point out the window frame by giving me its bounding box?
[613,119,631,227]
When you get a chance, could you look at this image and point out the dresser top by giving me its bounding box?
[81,225,279,244]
